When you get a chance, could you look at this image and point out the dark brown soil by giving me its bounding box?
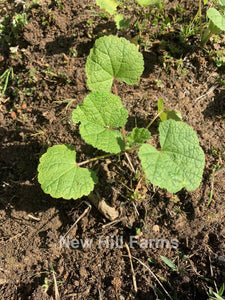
[0,0,225,299]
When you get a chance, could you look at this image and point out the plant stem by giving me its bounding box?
[201,20,220,45]
[77,152,117,166]
[201,26,212,45]
[113,82,118,96]
[121,126,127,143]
[146,109,164,130]
[77,145,141,167]
[199,0,202,40]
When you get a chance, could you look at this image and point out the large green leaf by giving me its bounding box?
[38,145,98,200]
[138,119,205,193]
[96,0,119,15]
[72,91,128,153]
[207,8,225,31]
[136,0,161,7]
[85,35,144,92]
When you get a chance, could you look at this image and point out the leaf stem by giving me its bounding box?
[77,152,117,166]
[199,0,202,41]
[121,126,127,143]
[77,145,141,167]
[113,82,118,96]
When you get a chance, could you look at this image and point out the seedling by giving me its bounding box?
[201,6,225,45]
[0,67,14,97]
[95,0,161,30]
[38,35,205,207]
[208,283,225,300]
[160,256,178,272]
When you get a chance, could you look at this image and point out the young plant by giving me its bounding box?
[95,0,161,30]
[0,67,14,97]
[201,5,225,45]
[38,35,205,208]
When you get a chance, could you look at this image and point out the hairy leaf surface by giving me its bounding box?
[85,35,144,92]
[138,119,205,193]
[72,91,128,153]
[38,145,98,200]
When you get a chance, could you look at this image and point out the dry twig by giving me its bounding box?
[62,201,91,239]
[125,243,138,292]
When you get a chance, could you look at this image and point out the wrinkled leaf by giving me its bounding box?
[138,119,205,193]
[126,127,150,148]
[96,0,118,15]
[38,145,98,200]
[85,35,144,92]
[72,91,128,153]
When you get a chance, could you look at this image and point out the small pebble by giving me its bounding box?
[152,225,160,233]
[218,256,225,265]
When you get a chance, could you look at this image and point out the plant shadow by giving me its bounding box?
[203,89,225,118]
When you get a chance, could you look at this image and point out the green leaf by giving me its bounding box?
[219,284,225,296]
[114,14,131,30]
[157,98,167,122]
[219,0,225,8]
[160,256,177,271]
[136,0,161,7]
[126,127,150,148]
[166,109,182,121]
[96,0,119,15]
[72,91,128,153]
[207,8,225,31]
[138,119,205,193]
[38,145,98,200]
[157,99,182,122]
[157,98,164,112]
[85,35,144,92]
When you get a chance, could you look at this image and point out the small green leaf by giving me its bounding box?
[38,145,98,200]
[157,98,164,112]
[136,0,161,7]
[160,256,177,271]
[138,119,205,193]
[157,99,182,122]
[72,91,128,153]
[114,14,131,30]
[157,98,167,122]
[85,35,144,92]
[96,0,119,15]
[207,8,225,31]
[166,109,182,121]
[126,127,150,147]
